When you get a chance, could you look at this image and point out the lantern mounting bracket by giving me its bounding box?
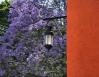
[43,16,66,21]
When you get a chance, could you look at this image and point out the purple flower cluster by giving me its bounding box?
[0,0,66,77]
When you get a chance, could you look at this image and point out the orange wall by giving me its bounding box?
[67,0,99,77]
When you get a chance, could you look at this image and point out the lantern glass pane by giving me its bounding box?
[45,35,53,45]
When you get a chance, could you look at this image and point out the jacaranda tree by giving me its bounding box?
[0,0,66,77]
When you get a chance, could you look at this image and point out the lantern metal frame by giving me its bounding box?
[43,16,66,50]
[44,26,54,50]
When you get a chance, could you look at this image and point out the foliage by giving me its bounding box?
[0,0,10,35]
[0,0,66,77]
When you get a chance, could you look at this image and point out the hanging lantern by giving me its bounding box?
[44,26,53,50]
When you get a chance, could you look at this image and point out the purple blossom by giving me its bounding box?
[0,68,5,76]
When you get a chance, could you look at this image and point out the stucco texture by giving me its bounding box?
[67,0,99,77]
